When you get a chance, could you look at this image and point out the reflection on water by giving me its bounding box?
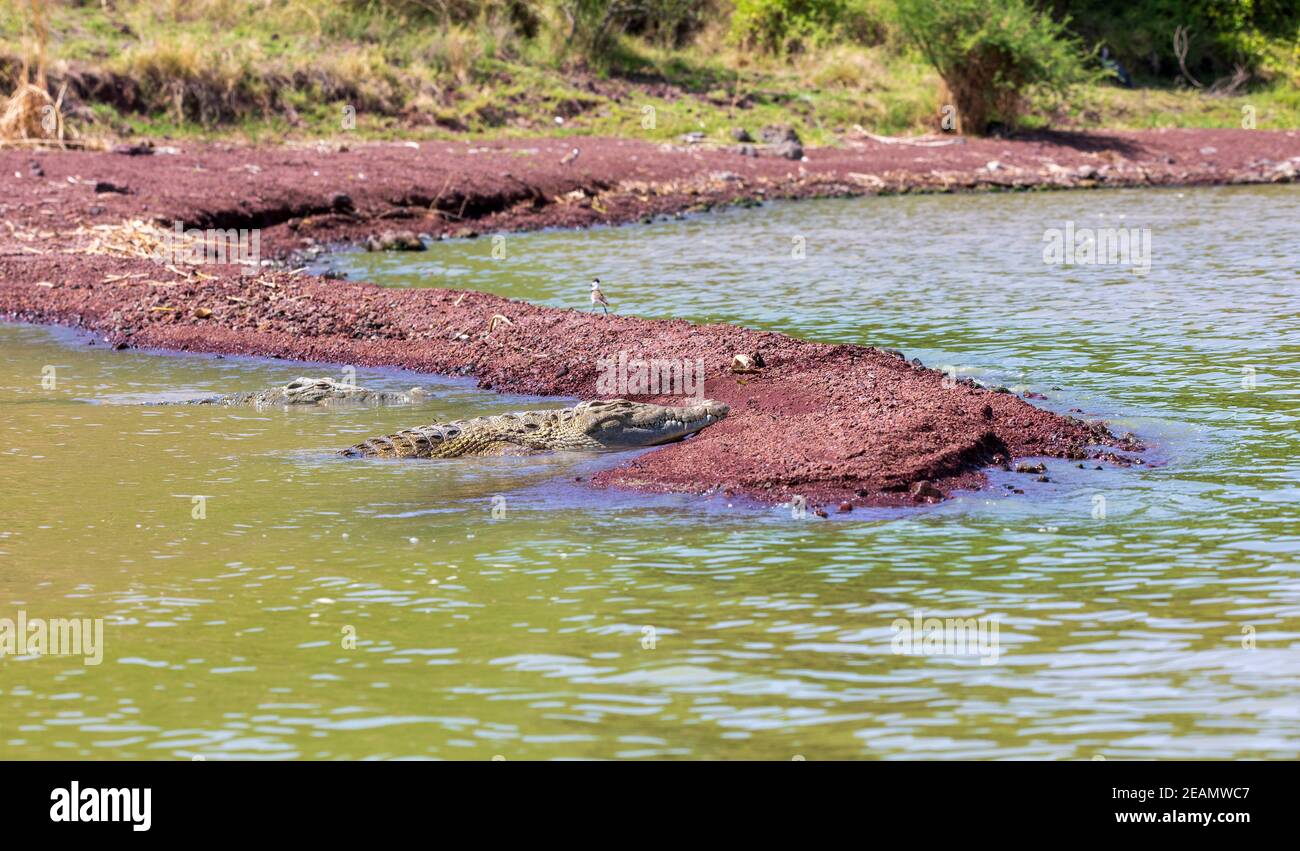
[2,185,1298,759]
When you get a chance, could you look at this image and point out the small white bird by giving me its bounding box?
[589,278,610,315]
[560,147,580,165]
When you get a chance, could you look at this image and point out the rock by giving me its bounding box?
[87,205,105,216]
[679,131,706,145]
[94,180,129,194]
[910,481,944,502]
[760,124,801,145]
[837,501,853,513]
[985,160,1002,172]
[1015,463,1046,474]
[734,144,758,158]
[111,142,155,156]
[28,161,43,177]
[731,128,754,143]
[981,404,994,420]
[329,192,355,213]
[365,230,425,252]
[772,140,804,160]
[1076,164,1098,179]
[730,353,762,374]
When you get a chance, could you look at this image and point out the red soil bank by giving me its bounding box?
[6,128,1282,508]
[2,129,1296,255]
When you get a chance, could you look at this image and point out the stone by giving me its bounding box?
[365,230,425,252]
[772,140,804,160]
[910,481,944,502]
[760,124,801,145]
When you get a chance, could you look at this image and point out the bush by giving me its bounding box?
[556,0,713,63]
[1045,0,1300,85]
[731,0,892,54]
[895,0,1094,133]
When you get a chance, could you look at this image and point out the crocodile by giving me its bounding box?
[162,376,429,408]
[341,398,729,458]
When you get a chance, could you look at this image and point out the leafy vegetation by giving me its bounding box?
[1,0,1296,142]
[1047,0,1300,86]
[895,0,1096,133]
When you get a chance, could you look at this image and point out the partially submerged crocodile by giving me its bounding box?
[342,398,729,458]
[160,376,429,408]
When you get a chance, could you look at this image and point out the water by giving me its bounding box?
[2,185,1297,759]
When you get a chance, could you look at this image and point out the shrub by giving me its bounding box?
[895,0,1094,133]
[730,0,893,54]
[1045,0,1300,85]
[555,0,713,64]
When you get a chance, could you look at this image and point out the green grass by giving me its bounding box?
[3,0,1297,145]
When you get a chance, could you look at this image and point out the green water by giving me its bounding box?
[2,185,1297,760]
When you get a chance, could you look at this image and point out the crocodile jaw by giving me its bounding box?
[585,399,730,449]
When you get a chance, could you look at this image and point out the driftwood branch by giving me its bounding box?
[1173,26,1204,89]
[851,126,964,147]
[1209,65,1250,97]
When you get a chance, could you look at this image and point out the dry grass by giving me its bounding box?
[0,82,62,143]
[74,219,232,267]
[809,46,889,89]
[0,0,71,148]
[75,220,181,260]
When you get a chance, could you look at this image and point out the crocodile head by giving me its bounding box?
[570,398,729,449]
[282,376,360,404]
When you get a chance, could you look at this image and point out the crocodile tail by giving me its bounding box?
[340,437,391,458]
[340,425,450,458]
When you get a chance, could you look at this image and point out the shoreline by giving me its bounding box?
[2,129,1296,260]
[6,128,1288,508]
